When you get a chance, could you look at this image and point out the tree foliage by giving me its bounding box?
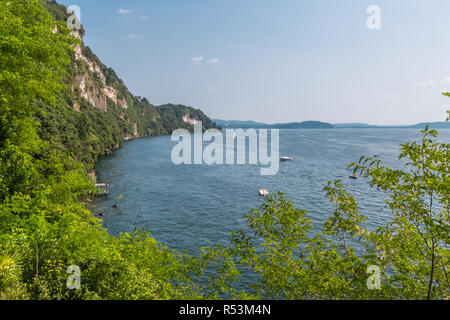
[0,0,201,300]
[0,0,448,300]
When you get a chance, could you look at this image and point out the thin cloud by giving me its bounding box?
[140,16,149,20]
[208,86,217,91]
[208,58,220,64]
[127,34,142,40]
[379,93,399,100]
[191,57,204,63]
[118,8,132,14]
[419,80,436,87]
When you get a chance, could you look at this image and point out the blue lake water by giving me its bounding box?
[93,129,450,254]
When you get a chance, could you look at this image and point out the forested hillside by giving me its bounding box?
[0,0,219,300]
[0,0,448,301]
[39,0,219,170]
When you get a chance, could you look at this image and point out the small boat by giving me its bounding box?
[258,188,269,196]
[280,156,293,162]
[374,154,381,158]
[349,173,358,180]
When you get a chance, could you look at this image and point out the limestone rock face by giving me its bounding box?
[182,114,200,125]
[42,0,221,167]
[71,30,128,112]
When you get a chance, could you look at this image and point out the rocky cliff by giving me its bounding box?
[40,0,219,170]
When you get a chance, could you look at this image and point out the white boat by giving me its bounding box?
[280,156,293,162]
[258,188,269,196]
[349,173,358,180]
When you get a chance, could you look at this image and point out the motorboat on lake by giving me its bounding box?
[258,188,269,196]
[349,173,358,180]
[280,156,293,162]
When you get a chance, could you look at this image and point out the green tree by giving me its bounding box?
[200,114,449,300]
[0,0,200,300]
[0,0,75,199]
[352,124,449,299]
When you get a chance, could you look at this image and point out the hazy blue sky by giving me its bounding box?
[59,0,450,125]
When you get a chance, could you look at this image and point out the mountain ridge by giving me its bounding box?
[214,120,334,129]
[214,119,450,129]
[40,1,219,170]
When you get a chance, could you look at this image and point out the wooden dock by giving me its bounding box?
[95,182,110,196]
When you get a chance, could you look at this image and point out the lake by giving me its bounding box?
[93,129,450,254]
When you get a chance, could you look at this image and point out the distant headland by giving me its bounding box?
[213,119,450,129]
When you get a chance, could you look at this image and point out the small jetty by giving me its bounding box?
[258,188,269,196]
[95,182,110,196]
[280,156,293,162]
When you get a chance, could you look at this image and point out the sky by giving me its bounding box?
[59,0,450,125]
